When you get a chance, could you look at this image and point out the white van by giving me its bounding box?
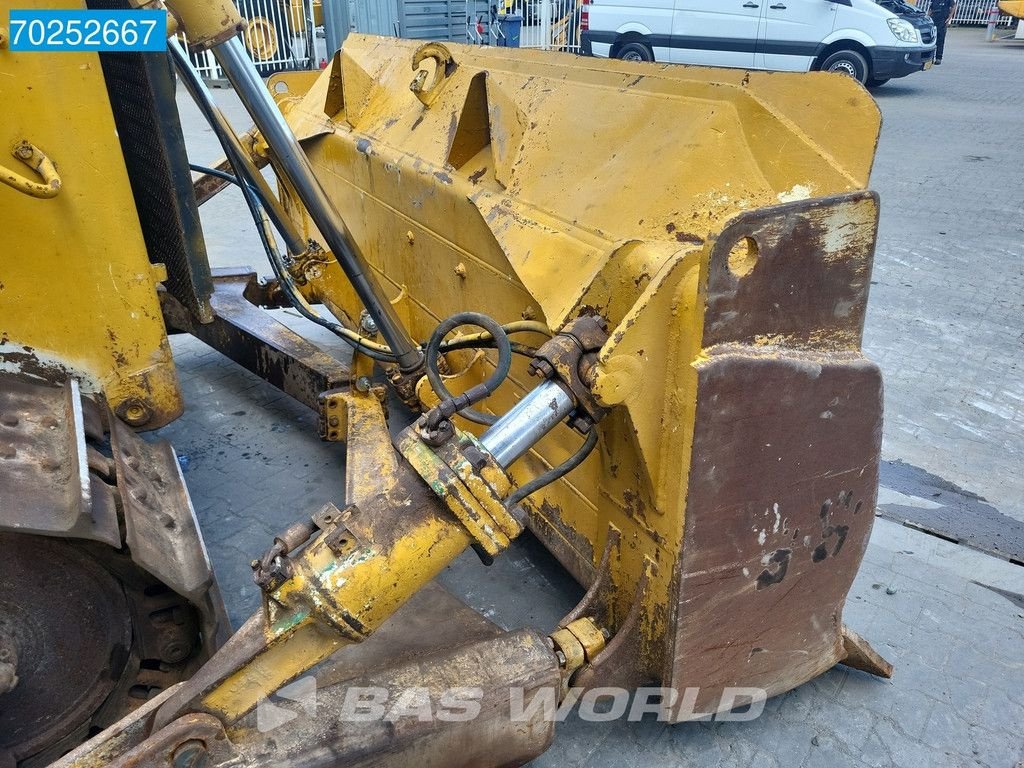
[581,0,937,87]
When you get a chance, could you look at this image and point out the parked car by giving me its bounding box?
[581,0,937,87]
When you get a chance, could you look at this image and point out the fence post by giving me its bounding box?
[985,1,999,39]
[540,0,551,49]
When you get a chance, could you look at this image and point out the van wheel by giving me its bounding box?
[616,42,654,63]
[819,50,869,84]
[866,77,890,88]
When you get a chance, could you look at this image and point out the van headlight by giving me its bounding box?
[887,18,919,43]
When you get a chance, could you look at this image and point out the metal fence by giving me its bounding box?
[910,0,1014,25]
[182,0,323,80]
[464,0,583,52]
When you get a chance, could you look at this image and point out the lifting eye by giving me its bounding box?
[410,42,458,107]
[1,141,62,200]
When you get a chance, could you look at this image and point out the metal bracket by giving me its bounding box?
[1,141,62,199]
[396,427,522,557]
[529,315,610,432]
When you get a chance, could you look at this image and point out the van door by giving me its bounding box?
[670,0,764,68]
[757,0,838,71]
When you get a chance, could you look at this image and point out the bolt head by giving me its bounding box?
[359,312,378,334]
[117,399,152,427]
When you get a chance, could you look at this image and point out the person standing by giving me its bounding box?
[929,0,957,64]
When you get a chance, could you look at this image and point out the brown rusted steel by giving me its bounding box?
[55,585,559,768]
[110,416,211,604]
[107,713,236,768]
[0,375,120,547]
[664,193,885,716]
[841,625,894,679]
[234,585,560,768]
[191,127,267,207]
[0,534,132,765]
[161,268,352,413]
[0,375,228,765]
[49,683,189,768]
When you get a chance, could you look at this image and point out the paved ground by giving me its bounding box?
[866,30,1024,527]
[162,28,1024,768]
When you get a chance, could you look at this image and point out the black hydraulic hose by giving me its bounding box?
[189,163,239,187]
[189,163,543,368]
[424,313,513,426]
[440,338,539,358]
[507,429,599,506]
[215,158,400,364]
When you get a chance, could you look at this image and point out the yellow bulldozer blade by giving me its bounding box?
[265,34,886,716]
[998,0,1024,17]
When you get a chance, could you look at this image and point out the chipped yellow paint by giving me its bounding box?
[163,0,244,48]
[202,393,474,721]
[0,0,181,427]
[273,36,881,686]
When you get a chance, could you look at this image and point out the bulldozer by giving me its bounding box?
[0,0,894,765]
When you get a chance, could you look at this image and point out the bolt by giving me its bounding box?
[454,262,467,278]
[0,28,8,49]
[555,650,567,667]
[116,399,152,427]
[355,376,372,393]
[359,311,378,335]
[161,640,191,664]
[406,230,415,244]
[172,739,209,768]
[327,415,340,428]
[530,360,555,379]
[250,559,260,570]
[13,142,33,160]
[521,306,537,321]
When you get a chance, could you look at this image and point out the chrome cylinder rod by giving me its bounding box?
[481,380,575,469]
[169,39,307,257]
[211,36,423,372]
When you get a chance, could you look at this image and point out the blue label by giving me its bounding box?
[8,9,168,52]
